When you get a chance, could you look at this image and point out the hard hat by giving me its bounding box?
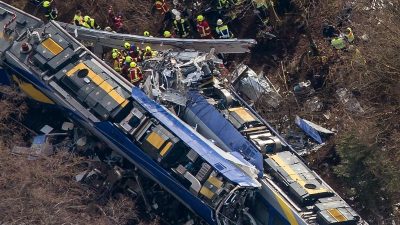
[112,52,118,59]
[112,48,119,53]
[144,31,150,37]
[175,15,181,21]
[84,16,90,22]
[145,46,152,52]
[125,56,132,63]
[124,42,131,49]
[130,62,137,68]
[346,27,352,33]
[217,19,223,26]
[43,1,50,7]
[104,26,113,32]
[163,30,171,38]
[197,15,204,22]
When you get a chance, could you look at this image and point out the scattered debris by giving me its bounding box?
[336,88,364,114]
[12,135,54,159]
[294,115,334,151]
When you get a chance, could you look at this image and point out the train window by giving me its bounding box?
[251,199,270,225]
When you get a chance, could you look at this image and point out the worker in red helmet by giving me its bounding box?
[196,15,213,39]
[128,62,143,86]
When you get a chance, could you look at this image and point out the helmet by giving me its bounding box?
[112,52,118,59]
[124,42,131,50]
[145,46,152,52]
[144,31,150,37]
[84,16,90,22]
[43,1,50,7]
[346,27,352,33]
[175,15,181,21]
[163,31,171,38]
[125,56,132,63]
[130,62,137,68]
[217,19,223,26]
[104,26,113,32]
[112,48,119,53]
[197,15,204,22]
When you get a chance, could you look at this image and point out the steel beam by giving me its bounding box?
[56,22,256,54]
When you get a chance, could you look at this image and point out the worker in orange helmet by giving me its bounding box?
[128,62,143,86]
[196,15,213,39]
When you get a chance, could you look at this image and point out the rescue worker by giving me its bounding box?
[121,56,133,76]
[42,1,58,20]
[84,16,101,30]
[128,62,143,86]
[331,36,346,50]
[163,30,172,38]
[108,6,124,32]
[216,0,230,10]
[196,15,213,39]
[124,42,142,62]
[215,19,233,39]
[112,48,122,59]
[73,10,83,26]
[153,0,173,33]
[144,31,151,37]
[154,0,169,16]
[173,15,191,38]
[345,27,354,43]
[112,52,124,73]
[142,46,153,60]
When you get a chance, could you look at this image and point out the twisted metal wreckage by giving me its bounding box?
[0,2,368,225]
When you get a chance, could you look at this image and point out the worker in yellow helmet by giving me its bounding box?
[128,62,143,85]
[144,31,151,37]
[121,56,133,76]
[42,1,58,20]
[112,52,124,73]
[163,30,173,38]
[142,46,154,60]
[83,15,101,29]
[196,15,212,39]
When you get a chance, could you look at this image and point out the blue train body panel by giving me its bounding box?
[185,91,264,176]
[95,121,216,224]
[132,87,259,187]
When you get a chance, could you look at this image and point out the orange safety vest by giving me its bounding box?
[155,0,169,14]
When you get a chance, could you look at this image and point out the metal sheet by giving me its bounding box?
[131,87,260,187]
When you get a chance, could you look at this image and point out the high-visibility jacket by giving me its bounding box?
[88,18,100,29]
[197,21,212,38]
[331,37,345,50]
[73,15,83,26]
[82,21,91,29]
[44,7,57,20]
[217,0,230,9]
[216,24,231,39]
[129,67,143,84]
[155,0,169,14]
[142,51,153,60]
[345,28,354,43]
[113,57,123,72]
[173,19,191,37]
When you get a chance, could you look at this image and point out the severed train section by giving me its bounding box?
[0,2,368,225]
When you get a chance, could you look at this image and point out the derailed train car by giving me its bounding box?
[140,50,369,225]
[0,3,261,224]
